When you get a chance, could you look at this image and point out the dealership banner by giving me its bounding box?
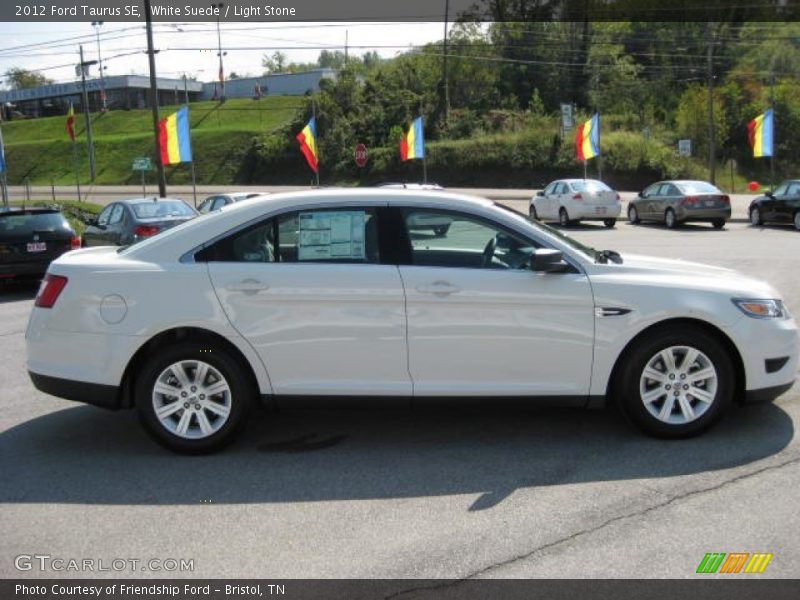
[3,580,800,600]
[1,0,797,22]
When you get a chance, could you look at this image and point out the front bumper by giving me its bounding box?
[743,382,795,404]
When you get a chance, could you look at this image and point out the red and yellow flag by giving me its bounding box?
[295,118,318,173]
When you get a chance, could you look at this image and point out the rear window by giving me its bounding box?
[0,211,69,233]
[570,180,612,193]
[676,181,721,194]
[131,201,195,219]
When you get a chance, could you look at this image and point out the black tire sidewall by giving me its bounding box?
[628,206,639,223]
[615,327,734,439]
[665,209,676,228]
[559,208,569,226]
[135,342,254,454]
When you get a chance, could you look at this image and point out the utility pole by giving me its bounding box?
[0,118,8,208]
[442,0,450,126]
[91,21,107,111]
[79,45,97,181]
[215,3,226,101]
[769,64,776,189]
[144,0,167,197]
[707,25,716,185]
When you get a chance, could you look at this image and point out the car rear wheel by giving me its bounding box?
[135,342,254,454]
[603,218,617,228]
[628,205,640,224]
[614,326,734,438]
[711,219,725,229]
[559,208,570,227]
[665,208,678,229]
[750,206,763,226]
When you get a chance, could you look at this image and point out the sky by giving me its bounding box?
[0,21,447,86]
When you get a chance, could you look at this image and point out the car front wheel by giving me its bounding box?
[614,326,734,438]
[665,208,678,229]
[135,342,254,454]
[628,205,640,224]
[603,218,617,228]
[794,211,800,231]
[750,206,763,226]
[559,208,570,227]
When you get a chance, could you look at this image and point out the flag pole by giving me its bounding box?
[312,98,320,188]
[0,117,8,208]
[583,160,587,180]
[769,72,775,191]
[71,137,82,202]
[184,77,197,207]
[421,112,428,184]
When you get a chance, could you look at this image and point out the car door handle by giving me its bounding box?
[226,279,270,293]
[416,281,461,296]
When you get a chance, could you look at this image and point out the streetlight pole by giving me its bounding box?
[79,45,97,181]
[144,0,167,197]
[215,3,226,101]
[91,21,107,111]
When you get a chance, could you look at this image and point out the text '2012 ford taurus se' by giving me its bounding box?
[26,190,798,453]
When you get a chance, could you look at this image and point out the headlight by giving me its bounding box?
[732,298,788,319]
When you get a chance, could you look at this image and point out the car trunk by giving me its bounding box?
[0,211,75,272]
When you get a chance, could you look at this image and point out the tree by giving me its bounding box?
[4,67,53,89]
[262,51,288,74]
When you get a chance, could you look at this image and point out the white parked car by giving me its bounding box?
[26,190,797,453]
[531,178,622,228]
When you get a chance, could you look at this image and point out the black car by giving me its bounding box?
[0,207,80,281]
[83,198,198,247]
[749,180,800,231]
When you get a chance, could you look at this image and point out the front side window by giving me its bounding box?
[108,204,124,225]
[773,183,789,196]
[97,204,114,226]
[200,207,379,264]
[403,209,537,270]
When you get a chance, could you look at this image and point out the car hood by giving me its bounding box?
[594,253,779,298]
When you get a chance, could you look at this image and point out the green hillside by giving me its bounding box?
[2,97,303,185]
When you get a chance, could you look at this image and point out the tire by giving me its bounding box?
[135,342,255,454]
[559,207,570,227]
[603,218,617,228]
[613,325,734,439]
[711,219,726,229]
[628,205,640,224]
[433,224,450,236]
[529,205,538,220]
[794,211,800,231]
[750,206,763,226]
[665,208,678,229]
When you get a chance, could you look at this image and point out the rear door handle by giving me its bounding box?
[226,279,270,293]
[416,281,461,296]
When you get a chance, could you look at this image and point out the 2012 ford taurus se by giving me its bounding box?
[26,190,798,453]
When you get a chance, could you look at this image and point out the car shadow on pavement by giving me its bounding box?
[624,223,726,233]
[0,400,793,511]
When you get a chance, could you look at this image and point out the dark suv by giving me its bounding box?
[0,207,80,281]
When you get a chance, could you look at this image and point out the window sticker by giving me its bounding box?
[297,211,366,260]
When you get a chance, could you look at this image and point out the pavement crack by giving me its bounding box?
[383,454,800,598]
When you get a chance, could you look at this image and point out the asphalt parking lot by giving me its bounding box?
[1,220,798,579]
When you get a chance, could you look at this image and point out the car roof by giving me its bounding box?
[378,183,444,190]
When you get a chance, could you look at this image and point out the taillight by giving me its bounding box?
[681,195,699,206]
[615,192,621,201]
[133,225,160,238]
[572,193,583,200]
[35,274,68,309]
[720,195,730,205]
[70,236,81,250]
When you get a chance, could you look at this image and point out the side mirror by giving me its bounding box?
[536,191,544,197]
[766,191,775,199]
[531,248,568,273]
[637,191,645,198]
[85,217,97,226]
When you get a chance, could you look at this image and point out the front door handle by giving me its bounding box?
[416,281,461,297]
[226,279,270,294]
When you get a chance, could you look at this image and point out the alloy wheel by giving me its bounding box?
[639,345,718,425]
[152,360,232,439]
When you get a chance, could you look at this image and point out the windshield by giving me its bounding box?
[492,203,596,260]
[676,181,721,194]
[570,180,611,193]
[132,201,195,219]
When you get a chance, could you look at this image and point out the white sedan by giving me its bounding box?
[531,178,622,228]
[26,190,797,453]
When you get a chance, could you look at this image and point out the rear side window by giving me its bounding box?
[198,207,380,264]
[0,211,70,234]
